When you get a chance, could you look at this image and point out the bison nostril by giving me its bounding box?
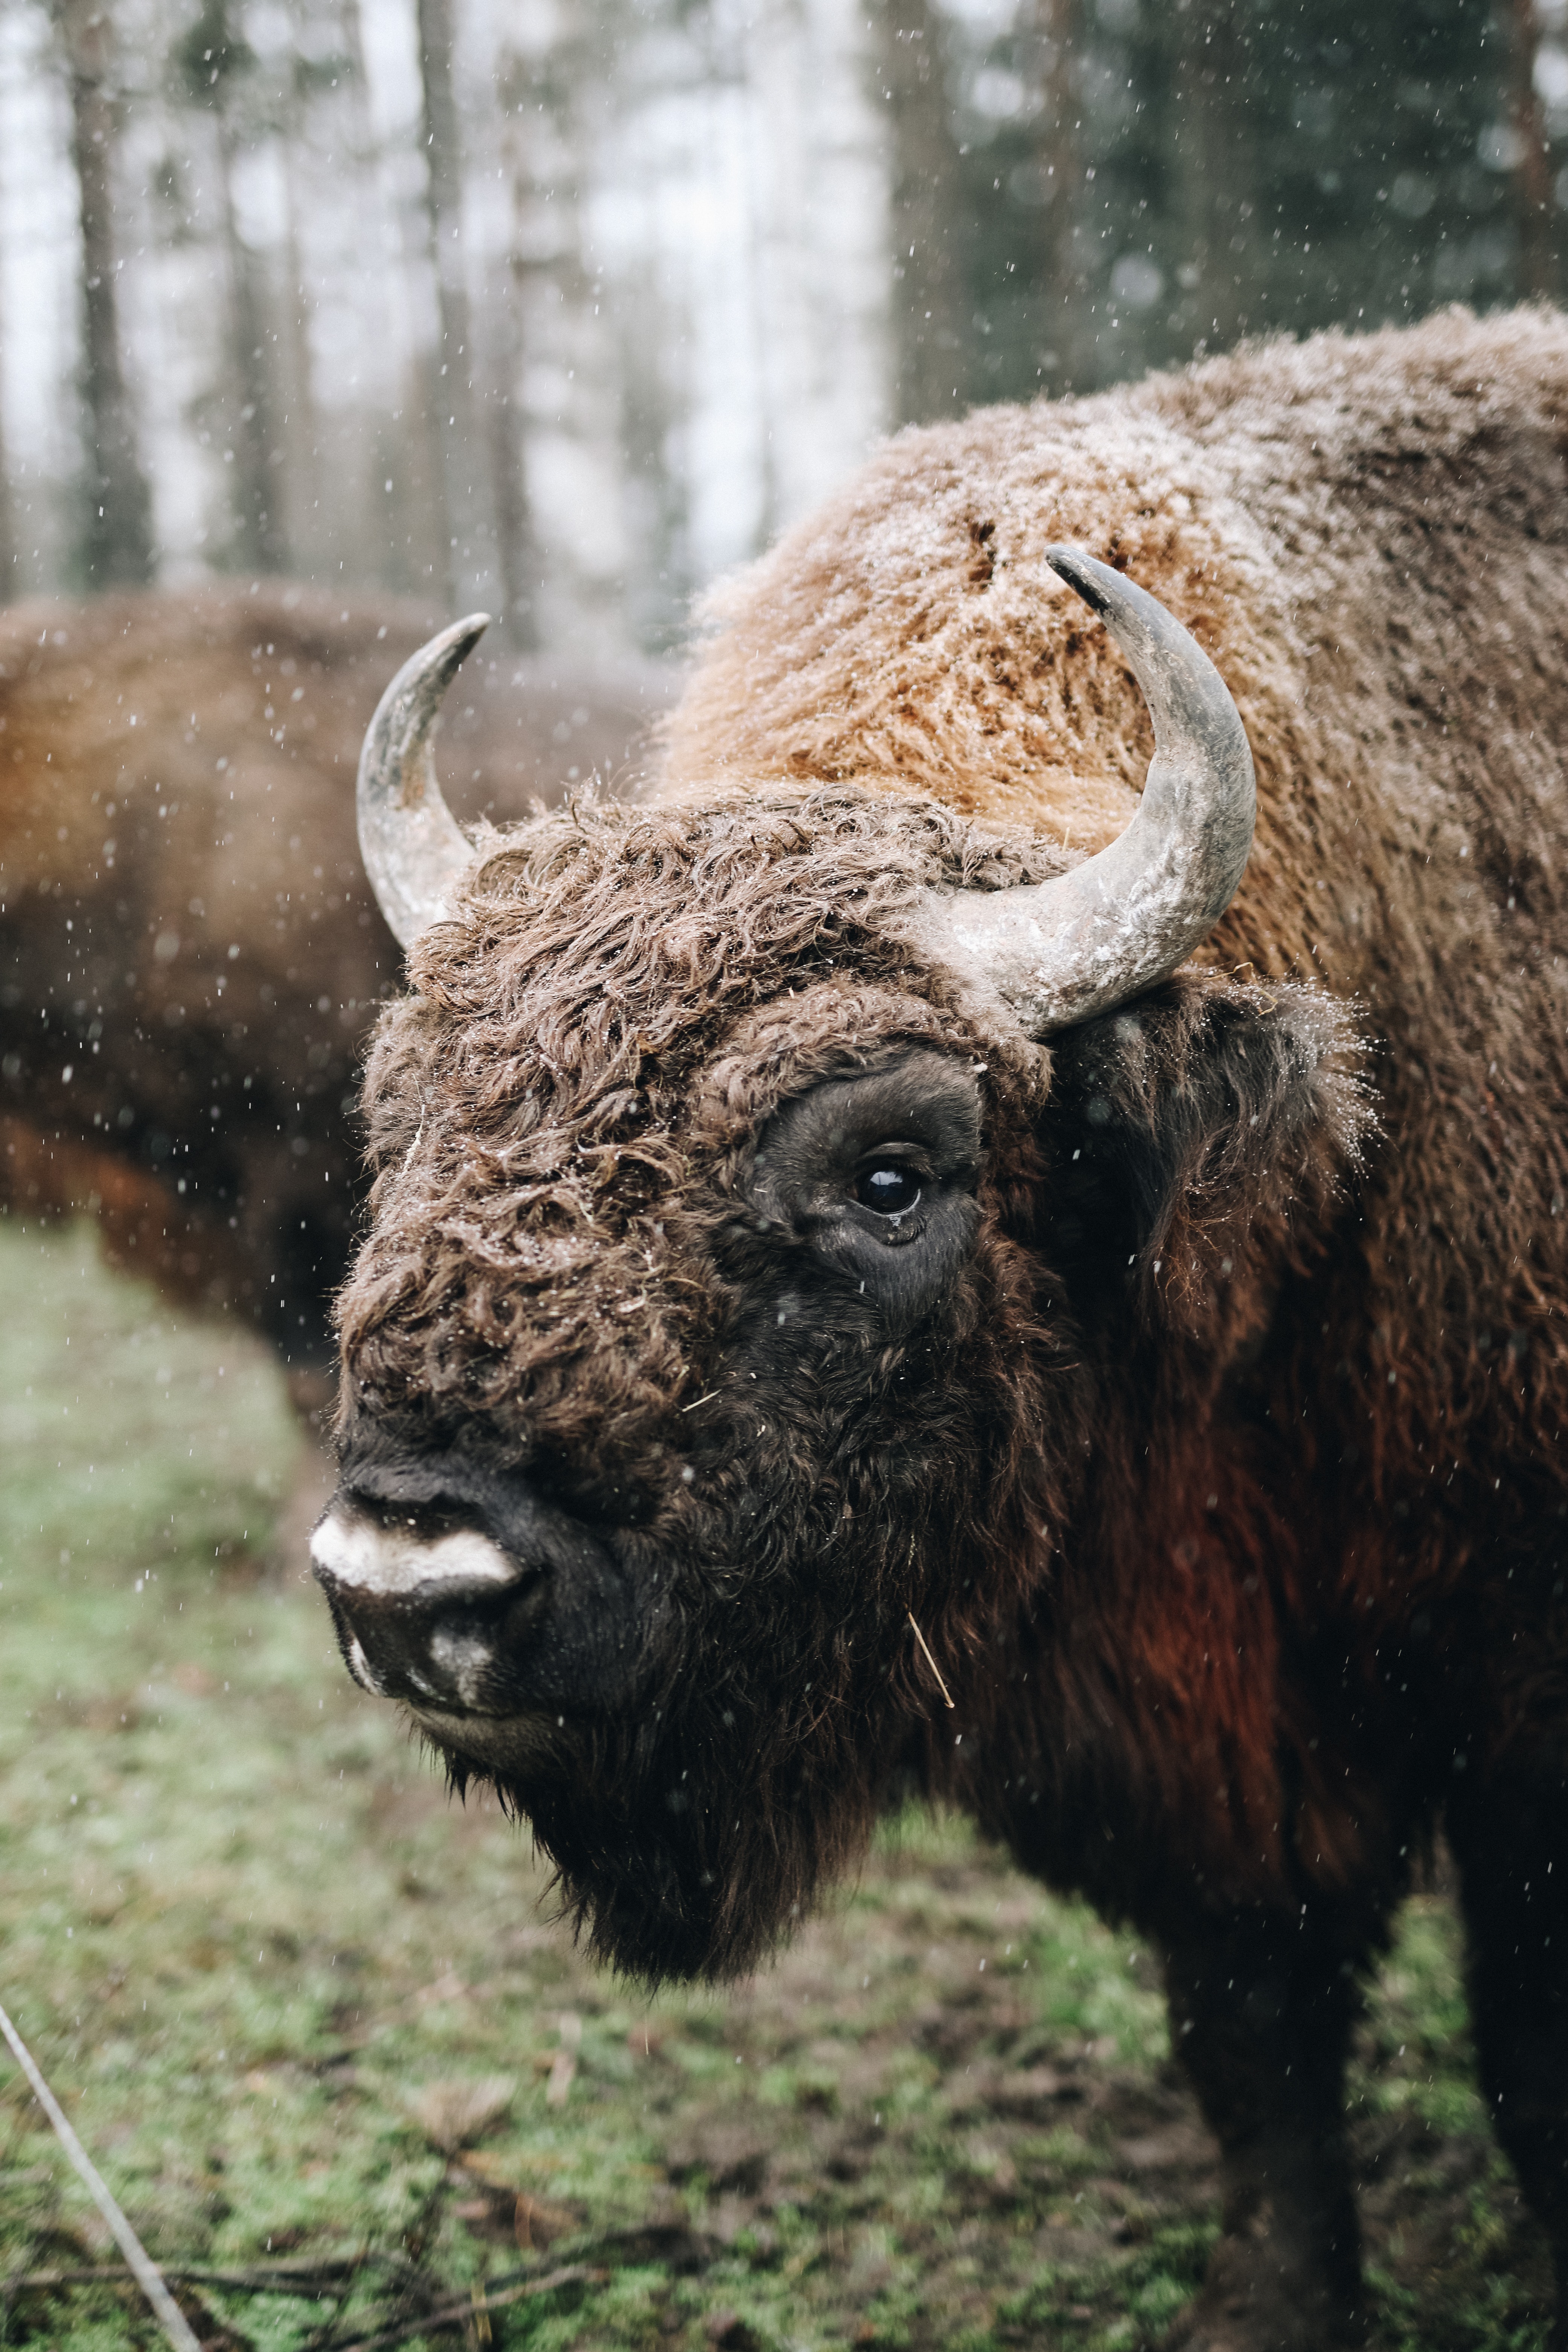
[314,1461,637,1721]
[321,1571,547,1715]
[310,1501,520,1603]
[310,1499,545,1714]
[427,1623,496,1709]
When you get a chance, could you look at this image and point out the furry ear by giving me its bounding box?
[1044,973,1372,1355]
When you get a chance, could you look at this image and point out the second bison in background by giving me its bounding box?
[312,309,1568,2350]
[0,583,672,1403]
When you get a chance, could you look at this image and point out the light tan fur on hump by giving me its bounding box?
[655,308,1568,1482]
[656,305,1568,1000]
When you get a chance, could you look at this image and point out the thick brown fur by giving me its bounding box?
[333,311,1568,2347]
[0,582,670,1384]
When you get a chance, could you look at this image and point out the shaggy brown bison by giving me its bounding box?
[311,308,1568,2350]
[0,583,670,1403]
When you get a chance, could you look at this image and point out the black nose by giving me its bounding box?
[309,1454,639,1719]
[310,1499,543,1712]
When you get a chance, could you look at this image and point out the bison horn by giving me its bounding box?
[357,613,491,948]
[907,548,1255,1034]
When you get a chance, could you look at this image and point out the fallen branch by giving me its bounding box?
[8,2259,371,2298]
[333,2264,605,2352]
[0,1997,202,2352]
[3,2219,715,2335]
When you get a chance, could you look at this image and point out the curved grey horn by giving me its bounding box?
[905,548,1255,1034]
[357,613,490,948]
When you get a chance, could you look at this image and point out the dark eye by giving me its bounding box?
[854,1164,922,1216]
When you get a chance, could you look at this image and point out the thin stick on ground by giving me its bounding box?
[9,2259,370,2297]
[334,2265,604,2352]
[0,1996,203,2352]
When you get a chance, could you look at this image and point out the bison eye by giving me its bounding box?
[855,1163,922,1216]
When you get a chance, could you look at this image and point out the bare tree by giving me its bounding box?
[493,6,629,650]
[0,403,15,605]
[876,0,968,425]
[1019,0,1089,393]
[415,0,499,617]
[488,98,541,652]
[271,0,329,569]
[53,0,155,585]
[0,256,14,602]
[1167,1,1259,354]
[1510,0,1559,302]
[173,0,287,574]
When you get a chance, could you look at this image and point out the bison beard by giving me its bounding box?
[320,309,1568,2352]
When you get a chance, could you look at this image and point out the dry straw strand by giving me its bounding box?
[0,1996,203,2352]
[907,1610,955,1709]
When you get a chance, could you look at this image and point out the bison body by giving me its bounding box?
[313,311,1568,2347]
[0,585,670,1399]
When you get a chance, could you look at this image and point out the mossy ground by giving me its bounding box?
[0,1220,1553,2349]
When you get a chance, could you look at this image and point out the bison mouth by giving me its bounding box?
[310,1454,645,1731]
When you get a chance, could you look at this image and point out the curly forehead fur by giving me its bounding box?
[342,784,1058,1457]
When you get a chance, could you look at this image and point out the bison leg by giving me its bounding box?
[1161,1915,1367,2352]
[1449,1748,1568,2347]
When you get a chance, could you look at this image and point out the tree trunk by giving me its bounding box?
[1510,0,1559,303]
[415,0,498,616]
[276,0,320,570]
[875,0,968,425]
[1169,0,1259,355]
[491,240,539,651]
[0,255,14,601]
[54,0,155,587]
[213,105,287,574]
[1021,0,1089,394]
[0,391,15,604]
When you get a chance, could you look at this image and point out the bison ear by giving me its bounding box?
[1044,973,1371,1350]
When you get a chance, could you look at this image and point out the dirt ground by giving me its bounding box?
[0,1221,1553,2351]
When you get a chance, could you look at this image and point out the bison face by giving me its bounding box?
[312,786,1091,1978]
[313,780,1360,1982]
[318,1033,994,1738]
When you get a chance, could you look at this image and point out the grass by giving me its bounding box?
[0,1216,1554,2349]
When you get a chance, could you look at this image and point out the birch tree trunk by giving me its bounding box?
[54,0,155,585]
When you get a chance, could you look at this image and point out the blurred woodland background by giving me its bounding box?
[4,0,1565,659]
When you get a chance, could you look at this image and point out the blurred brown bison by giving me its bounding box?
[0,583,671,1406]
[311,310,1568,2350]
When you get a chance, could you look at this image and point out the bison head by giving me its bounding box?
[312,556,1362,1980]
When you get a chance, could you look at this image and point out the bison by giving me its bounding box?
[0,582,670,1411]
[310,307,1568,2350]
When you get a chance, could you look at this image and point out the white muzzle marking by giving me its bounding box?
[310,1509,516,1598]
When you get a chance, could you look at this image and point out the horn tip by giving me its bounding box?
[1045,545,1115,617]
[449,611,492,659]
[417,613,491,699]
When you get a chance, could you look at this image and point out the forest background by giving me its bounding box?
[5,0,1566,661]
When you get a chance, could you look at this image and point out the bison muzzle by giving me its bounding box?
[312,311,1568,2351]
